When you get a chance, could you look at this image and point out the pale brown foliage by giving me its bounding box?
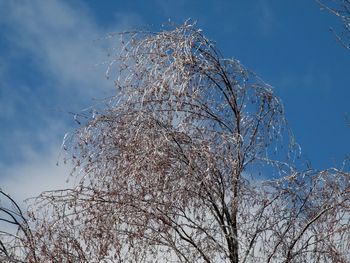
[1,22,349,263]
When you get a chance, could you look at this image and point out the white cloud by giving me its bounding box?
[0,113,73,203]
[1,0,118,98]
[0,0,139,205]
[1,143,73,205]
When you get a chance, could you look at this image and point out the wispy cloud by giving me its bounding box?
[1,0,114,97]
[277,69,333,94]
[0,0,135,204]
[1,143,73,205]
[254,0,276,36]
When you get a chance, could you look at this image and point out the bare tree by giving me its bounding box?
[317,0,350,50]
[1,22,349,263]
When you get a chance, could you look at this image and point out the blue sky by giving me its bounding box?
[0,0,349,202]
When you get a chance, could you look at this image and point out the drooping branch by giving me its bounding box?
[317,0,350,50]
[0,190,37,263]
